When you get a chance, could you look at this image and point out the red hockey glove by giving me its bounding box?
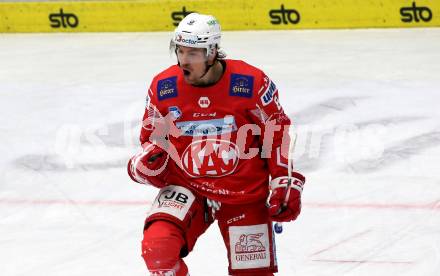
[127,143,169,188]
[268,172,305,222]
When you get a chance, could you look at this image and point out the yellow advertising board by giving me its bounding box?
[0,0,438,33]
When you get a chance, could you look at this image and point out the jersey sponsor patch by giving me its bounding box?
[181,139,239,177]
[198,96,211,108]
[157,76,178,101]
[229,74,254,98]
[260,80,277,106]
[229,224,271,270]
[175,116,237,137]
[168,106,182,119]
[148,185,195,221]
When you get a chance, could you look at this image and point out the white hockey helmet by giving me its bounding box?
[171,13,222,58]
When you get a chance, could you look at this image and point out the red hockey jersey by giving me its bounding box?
[139,59,293,204]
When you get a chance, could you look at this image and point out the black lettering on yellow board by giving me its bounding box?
[171,6,196,26]
[400,2,432,23]
[269,4,300,25]
[49,9,79,28]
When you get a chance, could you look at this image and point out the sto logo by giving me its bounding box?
[181,139,239,177]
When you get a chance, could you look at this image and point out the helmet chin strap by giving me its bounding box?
[198,49,218,80]
[199,60,214,79]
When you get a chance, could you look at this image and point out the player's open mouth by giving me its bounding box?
[183,69,190,76]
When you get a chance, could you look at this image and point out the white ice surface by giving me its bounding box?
[1,28,440,276]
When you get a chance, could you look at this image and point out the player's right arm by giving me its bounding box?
[127,82,170,188]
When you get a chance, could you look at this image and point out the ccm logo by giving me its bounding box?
[182,139,239,177]
[400,2,433,23]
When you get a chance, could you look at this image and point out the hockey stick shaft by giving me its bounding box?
[274,130,297,234]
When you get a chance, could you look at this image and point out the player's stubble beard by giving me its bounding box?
[182,60,223,86]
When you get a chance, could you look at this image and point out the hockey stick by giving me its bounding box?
[274,131,297,234]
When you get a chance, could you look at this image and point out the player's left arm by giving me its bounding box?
[249,72,305,222]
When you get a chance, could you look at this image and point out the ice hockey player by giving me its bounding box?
[128,12,306,276]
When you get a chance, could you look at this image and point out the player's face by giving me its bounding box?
[176,46,209,84]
